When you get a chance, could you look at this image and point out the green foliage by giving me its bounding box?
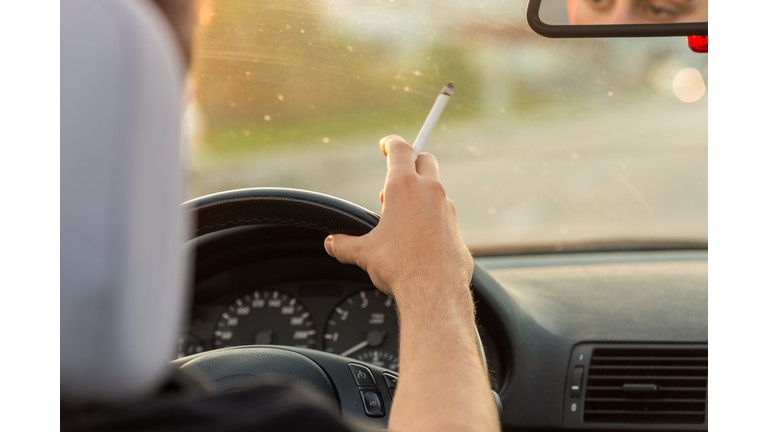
[194,0,486,156]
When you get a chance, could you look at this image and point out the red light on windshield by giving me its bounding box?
[687,35,708,53]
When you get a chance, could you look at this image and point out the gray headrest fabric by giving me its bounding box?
[61,0,189,403]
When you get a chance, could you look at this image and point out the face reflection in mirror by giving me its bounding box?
[566,0,708,25]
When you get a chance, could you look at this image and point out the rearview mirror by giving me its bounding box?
[527,0,708,38]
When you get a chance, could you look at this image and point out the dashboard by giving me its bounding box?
[181,278,504,392]
[182,224,509,390]
[183,221,707,431]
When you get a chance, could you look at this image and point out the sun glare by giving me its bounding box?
[673,68,706,103]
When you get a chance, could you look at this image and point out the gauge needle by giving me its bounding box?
[340,340,369,357]
[340,331,387,357]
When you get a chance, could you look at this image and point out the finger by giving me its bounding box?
[415,152,440,179]
[379,135,416,173]
[325,234,367,267]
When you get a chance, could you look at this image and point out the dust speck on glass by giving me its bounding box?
[186,0,707,250]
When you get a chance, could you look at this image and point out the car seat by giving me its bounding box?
[61,0,189,404]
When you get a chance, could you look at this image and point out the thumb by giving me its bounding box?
[324,234,367,267]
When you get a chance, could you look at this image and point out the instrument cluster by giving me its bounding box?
[180,280,504,391]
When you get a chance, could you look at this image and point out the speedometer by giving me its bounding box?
[323,288,400,370]
[213,289,317,349]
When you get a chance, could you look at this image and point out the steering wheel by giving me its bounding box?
[171,188,495,427]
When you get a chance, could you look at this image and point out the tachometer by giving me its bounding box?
[213,289,317,349]
[323,288,400,370]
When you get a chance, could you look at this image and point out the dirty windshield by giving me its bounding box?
[187,0,707,251]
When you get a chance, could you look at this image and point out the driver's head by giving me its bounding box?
[566,0,708,25]
[151,0,201,67]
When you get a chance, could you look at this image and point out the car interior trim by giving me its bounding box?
[476,250,707,271]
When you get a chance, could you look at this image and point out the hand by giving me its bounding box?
[323,135,474,305]
[324,135,498,432]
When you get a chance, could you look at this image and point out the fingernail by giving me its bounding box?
[324,236,335,258]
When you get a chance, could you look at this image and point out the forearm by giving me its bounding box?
[324,136,497,431]
[387,282,500,432]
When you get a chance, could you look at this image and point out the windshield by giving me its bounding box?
[187,0,707,251]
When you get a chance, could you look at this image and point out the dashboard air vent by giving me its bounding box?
[584,347,707,425]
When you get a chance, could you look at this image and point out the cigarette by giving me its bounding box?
[412,81,453,159]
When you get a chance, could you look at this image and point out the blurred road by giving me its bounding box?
[189,96,707,249]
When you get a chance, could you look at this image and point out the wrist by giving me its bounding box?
[393,279,475,323]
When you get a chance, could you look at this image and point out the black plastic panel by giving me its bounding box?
[488,261,708,343]
[563,343,708,430]
[172,346,397,428]
[478,257,707,430]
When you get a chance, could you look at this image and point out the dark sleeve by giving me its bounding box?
[61,383,366,432]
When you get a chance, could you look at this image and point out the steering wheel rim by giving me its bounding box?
[184,187,380,238]
[179,188,494,425]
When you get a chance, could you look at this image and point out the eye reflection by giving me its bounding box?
[645,3,682,23]
[586,0,613,11]
[571,0,707,25]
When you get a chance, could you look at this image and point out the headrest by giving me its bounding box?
[61,0,189,403]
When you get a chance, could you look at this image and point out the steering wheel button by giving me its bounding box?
[360,390,385,417]
[382,373,398,389]
[349,364,377,387]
